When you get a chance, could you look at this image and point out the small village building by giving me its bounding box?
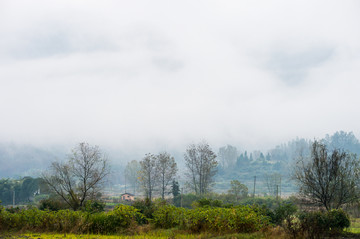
[121,193,135,201]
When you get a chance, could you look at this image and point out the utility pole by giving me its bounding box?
[13,190,15,207]
[253,176,256,198]
[276,185,279,200]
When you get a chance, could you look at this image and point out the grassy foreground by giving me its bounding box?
[1,231,268,239]
[347,218,360,233]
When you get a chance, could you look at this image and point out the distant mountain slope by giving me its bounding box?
[0,143,65,178]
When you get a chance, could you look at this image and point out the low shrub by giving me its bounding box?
[285,209,351,239]
[183,206,269,233]
[98,204,143,233]
[326,209,350,232]
[131,198,155,219]
[39,198,69,211]
[153,204,269,233]
[0,204,143,234]
[83,200,105,213]
[298,210,328,239]
[152,204,186,229]
[0,203,271,235]
[272,202,297,225]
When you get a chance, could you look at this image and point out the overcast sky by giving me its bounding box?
[0,0,360,153]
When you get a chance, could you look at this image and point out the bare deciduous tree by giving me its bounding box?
[125,160,140,195]
[294,141,360,210]
[42,142,110,210]
[139,153,158,201]
[157,152,177,199]
[184,141,217,195]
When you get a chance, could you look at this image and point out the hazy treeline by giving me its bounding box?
[120,131,360,198]
[1,131,360,199]
[215,131,360,195]
[0,177,48,205]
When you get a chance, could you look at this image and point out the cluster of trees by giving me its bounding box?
[1,141,218,210]
[138,152,177,200]
[184,141,218,195]
[0,177,44,205]
[125,141,218,200]
[4,130,359,216]
[216,131,360,195]
[124,153,178,201]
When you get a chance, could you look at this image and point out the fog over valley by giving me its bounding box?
[1,1,360,179]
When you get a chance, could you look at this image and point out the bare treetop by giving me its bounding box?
[42,142,110,210]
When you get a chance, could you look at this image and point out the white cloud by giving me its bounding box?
[0,0,360,153]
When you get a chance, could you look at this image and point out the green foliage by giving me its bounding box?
[192,198,223,208]
[90,204,143,234]
[282,214,302,239]
[131,198,155,219]
[272,202,297,225]
[326,209,350,231]
[0,203,269,235]
[152,204,186,229]
[171,180,181,206]
[0,204,143,234]
[39,198,69,211]
[237,198,298,227]
[152,204,269,233]
[290,209,351,239]
[183,206,269,233]
[0,177,43,205]
[83,200,105,213]
[297,211,328,238]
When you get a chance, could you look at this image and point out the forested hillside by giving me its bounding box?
[0,143,64,178]
[215,131,360,195]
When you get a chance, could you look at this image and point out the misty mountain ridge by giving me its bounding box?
[1,131,360,179]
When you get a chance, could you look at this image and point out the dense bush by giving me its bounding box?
[0,204,143,234]
[89,204,144,233]
[152,204,186,229]
[152,204,269,233]
[272,202,297,225]
[185,206,269,233]
[284,209,350,239]
[326,209,350,231]
[83,200,105,213]
[39,198,69,211]
[131,198,156,219]
[298,211,327,239]
[0,203,272,235]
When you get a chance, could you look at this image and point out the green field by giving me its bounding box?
[347,218,360,234]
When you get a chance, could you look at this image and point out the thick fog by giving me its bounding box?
[0,0,360,154]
